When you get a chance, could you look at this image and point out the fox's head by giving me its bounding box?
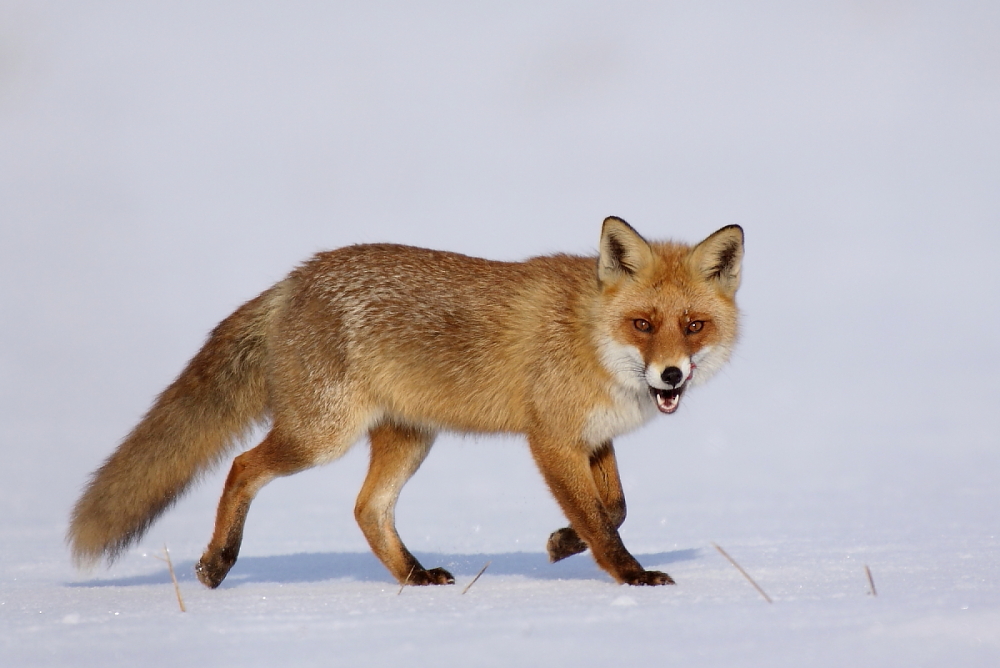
[594,217,743,415]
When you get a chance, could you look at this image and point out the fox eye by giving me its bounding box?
[686,320,704,334]
[633,319,653,333]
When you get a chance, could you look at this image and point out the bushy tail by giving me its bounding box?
[68,285,284,567]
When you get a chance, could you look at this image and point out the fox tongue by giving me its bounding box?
[655,390,681,414]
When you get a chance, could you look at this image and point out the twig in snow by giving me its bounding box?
[152,545,186,612]
[712,542,772,604]
[398,565,415,595]
[461,561,491,595]
[864,564,877,597]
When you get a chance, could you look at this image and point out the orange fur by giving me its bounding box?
[68,217,743,587]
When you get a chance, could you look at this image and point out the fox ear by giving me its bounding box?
[690,225,744,297]
[598,216,654,286]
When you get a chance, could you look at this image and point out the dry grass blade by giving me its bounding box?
[398,565,416,595]
[461,561,491,595]
[152,545,186,612]
[712,542,772,604]
[865,564,877,597]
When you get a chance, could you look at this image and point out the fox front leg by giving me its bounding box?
[529,433,673,586]
[546,441,628,563]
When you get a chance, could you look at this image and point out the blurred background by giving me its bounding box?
[1,1,997,567]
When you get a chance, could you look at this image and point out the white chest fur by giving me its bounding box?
[581,384,658,448]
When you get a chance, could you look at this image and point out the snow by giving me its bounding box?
[2,2,999,666]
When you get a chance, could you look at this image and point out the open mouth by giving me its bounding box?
[649,363,695,415]
[650,386,685,414]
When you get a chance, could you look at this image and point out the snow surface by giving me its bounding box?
[2,2,999,666]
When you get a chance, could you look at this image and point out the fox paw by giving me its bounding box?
[403,567,455,586]
[621,569,676,586]
[195,553,235,589]
[547,527,589,562]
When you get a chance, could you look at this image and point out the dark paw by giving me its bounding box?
[546,527,589,563]
[195,553,234,589]
[405,567,455,586]
[622,569,676,586]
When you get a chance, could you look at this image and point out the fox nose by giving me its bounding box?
[661,366,684,387]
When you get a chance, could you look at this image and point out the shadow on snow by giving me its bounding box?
[68,548,700,588]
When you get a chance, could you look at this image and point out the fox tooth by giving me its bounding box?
[655,390,681,414]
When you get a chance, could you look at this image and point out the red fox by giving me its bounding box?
[69,218,743,587]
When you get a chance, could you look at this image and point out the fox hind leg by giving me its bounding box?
[546,441,627,563]
[355,422,453,585]
[195,428,314,588]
